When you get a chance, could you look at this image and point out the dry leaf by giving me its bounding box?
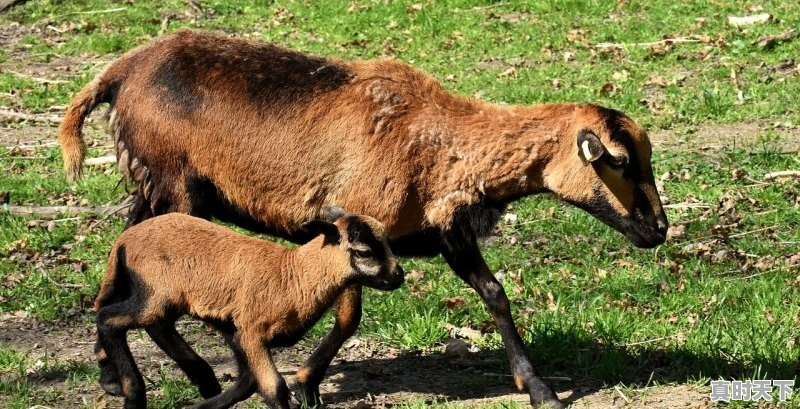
[444,296,466,310]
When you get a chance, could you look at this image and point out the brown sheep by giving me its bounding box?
[94,206,404,409]
[62,29,668,408]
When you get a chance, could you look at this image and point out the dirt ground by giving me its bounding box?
[0,315,714,408]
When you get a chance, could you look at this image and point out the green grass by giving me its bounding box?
[1,0,799,128]
[2,0,800,408]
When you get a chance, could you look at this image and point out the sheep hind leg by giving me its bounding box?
[95,338,123,396]
[190,330,257,409]
[96,302,146,409]
[441,230,564,409]
[145,322,221,398]
[293,285,362,406]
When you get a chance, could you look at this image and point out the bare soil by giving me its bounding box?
[0,315,714,409]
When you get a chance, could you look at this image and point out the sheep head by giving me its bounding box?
[300,206,405,290]
[542,106,668,248]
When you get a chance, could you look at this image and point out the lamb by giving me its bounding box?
[62,29,669,408]
[94,206,404,409]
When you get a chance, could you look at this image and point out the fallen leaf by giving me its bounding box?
[667,224,686,240]
[444,296,466,310]
[754,29,798,49]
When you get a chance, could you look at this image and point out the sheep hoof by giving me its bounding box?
[290,381,322,408]
[100,380,123,396]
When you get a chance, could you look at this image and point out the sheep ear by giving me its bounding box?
[577,131,605,164]
[321,205,348,222]
[299,220,341,245]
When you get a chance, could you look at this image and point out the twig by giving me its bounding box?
[158,14,172,35]
[0,109,61,123]
[663,203,713,209]
[85,155,117,166]
[6,70,69,84]
[4,141,59,150]
[53,7,127,18]
[614,385,631,404]
[727,225,777,239]
[454,2,509,12]
[2,203,131,219]
[619,334,678,347]
[595,37,701,49]
[754,29,798,49]
[764,170,800,180]
[729,67,744,104]
[724,268,778,281]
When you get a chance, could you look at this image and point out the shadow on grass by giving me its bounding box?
[319,329,799,404]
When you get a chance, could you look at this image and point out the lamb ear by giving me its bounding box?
[298,220,341,245]
[321,205,348,222]
[577,130,605,164]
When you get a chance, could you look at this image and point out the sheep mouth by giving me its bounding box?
[567,199,666,249]
[372,276,404,291]
[620,223,666,248]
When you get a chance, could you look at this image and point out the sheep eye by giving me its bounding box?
[353,249,373,258]
[608,155,628,169]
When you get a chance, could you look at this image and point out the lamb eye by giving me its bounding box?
[353,249,372,258]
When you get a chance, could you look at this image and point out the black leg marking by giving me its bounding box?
[294,285,362,406]
[95,338,122,396]
[441,227,564,409]
[96,303,146,409]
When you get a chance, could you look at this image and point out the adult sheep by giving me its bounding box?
[60,29,668,409]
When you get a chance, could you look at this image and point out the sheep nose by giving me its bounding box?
[393,264,405,280]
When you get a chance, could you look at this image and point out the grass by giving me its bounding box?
[1,0,800,408]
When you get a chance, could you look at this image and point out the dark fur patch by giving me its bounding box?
[596,106,644,181]
[152,53,205,115]
[345,216,387,262]
[153,31,352,115]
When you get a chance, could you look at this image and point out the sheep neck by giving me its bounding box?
[416,101,576,204]
[281,239,349,320]
[408,101,577,230]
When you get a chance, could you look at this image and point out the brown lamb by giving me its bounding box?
[62,29,668,409]
[94,206,404,409]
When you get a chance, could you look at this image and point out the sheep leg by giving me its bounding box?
[96,303,146,409]
[293,285,363,405]
[94,195,155,398]
[191,331,257,409]
[441,230,564,409]
[94,338,123,396]
[145,322,222,398]
[239,331,290,409]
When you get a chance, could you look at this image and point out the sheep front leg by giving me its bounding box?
[240,331,290,409]
[294,285,362,405]
[441,229,564,409]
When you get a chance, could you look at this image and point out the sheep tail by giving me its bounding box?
[94,245,127,311]
[59,74,115,182]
